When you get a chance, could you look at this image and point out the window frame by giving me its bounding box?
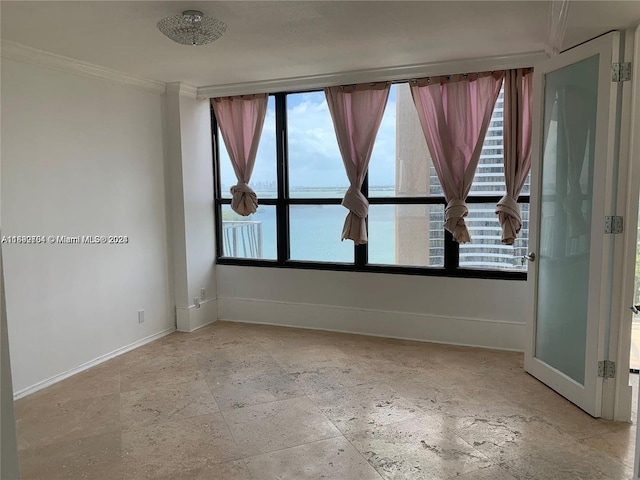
[211,90,528,281]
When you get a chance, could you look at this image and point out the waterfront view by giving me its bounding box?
[218,85,529,271]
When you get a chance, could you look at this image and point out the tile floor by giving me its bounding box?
[14,321,638,479]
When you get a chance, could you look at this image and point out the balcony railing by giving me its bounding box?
[222,221,263,258]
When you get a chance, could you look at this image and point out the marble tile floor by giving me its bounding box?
[14,321,638,479]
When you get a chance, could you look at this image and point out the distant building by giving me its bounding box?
[395,84,528,270]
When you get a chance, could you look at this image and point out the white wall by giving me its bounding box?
[180,96,217,329]
[217,266,530,350]
[165,85,216,332]
[179,94,216,308]
[1,245,20,479]
[1,59,174,395]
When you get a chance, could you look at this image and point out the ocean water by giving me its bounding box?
[227,203,398,264]
[220,190,528,270]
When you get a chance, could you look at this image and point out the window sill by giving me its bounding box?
[215,257,527,281]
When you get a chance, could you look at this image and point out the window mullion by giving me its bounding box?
[210,103,224,259]
[444,230,459,271]
[355,173,368,267]
[275,93,290,264]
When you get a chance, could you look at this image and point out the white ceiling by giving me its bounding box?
[2,1,639,88]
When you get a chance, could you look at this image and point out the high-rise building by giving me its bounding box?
[395,85,529,270]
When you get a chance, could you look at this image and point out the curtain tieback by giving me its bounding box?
[495,195,522,245]
[495,195,521,221]
[230,182,258,216]
[444,199,471,243]
[342,187,369,218]
[445,199,468,223]
[230,182,255,195]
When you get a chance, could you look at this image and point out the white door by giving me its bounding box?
[525,32,622,417]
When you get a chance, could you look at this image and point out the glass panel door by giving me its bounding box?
[525,32,620,417]
[535,55,599,385]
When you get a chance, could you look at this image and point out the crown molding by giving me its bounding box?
[1,40,166,95]
[165,82,198,99]
[197,50,547,99]
[545,0,571,57]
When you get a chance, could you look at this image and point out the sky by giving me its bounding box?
[219,86,398,193]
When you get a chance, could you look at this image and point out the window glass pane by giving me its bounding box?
[470,87,531,196]
[459,203,529,271]
[369,83,443,198]
[368,204,444,267]
[219,96,277,199]
[289,205,353,262]
[287,92,346,199]
[220,205,276,260]
[368,85,397,198]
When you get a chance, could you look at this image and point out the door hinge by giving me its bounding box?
[598,360,616,378]
[612,62,632,82]
[604,215,623,234]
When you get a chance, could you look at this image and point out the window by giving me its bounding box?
[286,92,353,263]
[218,96,277,200]
[212,81,529,280]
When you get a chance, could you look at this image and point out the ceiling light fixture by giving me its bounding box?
[157,10,227,46]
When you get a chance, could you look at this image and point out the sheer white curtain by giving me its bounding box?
[324,83,390,244]
[211,94,268,216]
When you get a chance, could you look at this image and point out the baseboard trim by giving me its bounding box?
[190,319,218,332]
[217,297,525,352]
[177,298,218,332]
[176,297,217,311]
[13,327,176,399]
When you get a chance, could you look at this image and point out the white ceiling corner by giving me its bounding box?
[1,1,639,90]
[1,40,166,94]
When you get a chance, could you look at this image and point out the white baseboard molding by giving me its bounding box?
[614,383,633,423]
[176,298,218,332]
[217,297,525,352]
[13,327,176,400]
[190,318,218,332]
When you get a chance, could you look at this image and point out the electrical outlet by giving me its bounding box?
[138,309,145,324]
[194,297,201,309]
[201,288,206,300]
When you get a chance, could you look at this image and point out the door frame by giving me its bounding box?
[611,26,640,424]
[525,31,621,417]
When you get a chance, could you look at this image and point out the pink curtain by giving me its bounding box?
[325,83,390,244]
[211,94,268,216]
[411,72,504,243]
[496,68,534,245]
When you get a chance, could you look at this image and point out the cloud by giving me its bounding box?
[219,88,398,192]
